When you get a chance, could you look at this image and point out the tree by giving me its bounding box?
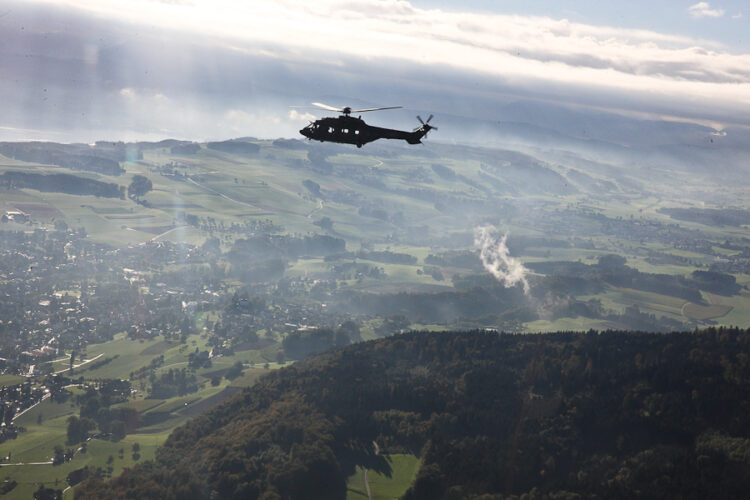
[127,174,152,199]
[315,216,334,231]
[337,320,361,343]
[67,416,94,445]
[597,253,626,271]
[334,329,350,348]
[110,420,126,441]
[202,237,221,255]
[52,445,65,465]
[225,361,244,380]
[33,485,62,500]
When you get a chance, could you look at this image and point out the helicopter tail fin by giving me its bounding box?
[408,115,437,144]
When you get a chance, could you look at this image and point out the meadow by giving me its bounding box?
[346,454,421,500]
[0,330,283,497]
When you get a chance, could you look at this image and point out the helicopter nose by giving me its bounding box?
[300,128,310,137]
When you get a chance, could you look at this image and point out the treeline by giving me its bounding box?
[148,368,198,399]
[272,138,307,150]
[325,250,418,265]
[659,207,750,227]
[281,327,351,359]
[0,142,125,175]
[338,285,528,323]
[225,234,345,284]
[0,172,123,198]
[425,250,481,270]
[357,250,417,265]
[227,234,346,261]
[527,254,740,299]
[170,143,201,154]
[206,140,260,155]
[76,327,750,499]
[71,380,135,442]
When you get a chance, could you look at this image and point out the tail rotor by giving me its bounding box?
[415,115,437,137]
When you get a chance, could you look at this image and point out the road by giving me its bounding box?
[0,461,53,466]
[12,393,50,422]
[363,441,380,500]
[186,177,258,209]
[307,199,324,219]
[364,469,372,500]
[151,225,189,242]
[54,353,104,375]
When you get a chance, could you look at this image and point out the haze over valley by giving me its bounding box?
[1,1,750,498]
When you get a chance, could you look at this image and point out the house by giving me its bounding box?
[3,211,29,223]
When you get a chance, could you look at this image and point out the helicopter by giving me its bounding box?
[295,102,436,148]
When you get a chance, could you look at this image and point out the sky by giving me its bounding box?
[414,1,749,50]
[1,0,749,142]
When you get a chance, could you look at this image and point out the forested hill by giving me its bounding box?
[76,328,750,499]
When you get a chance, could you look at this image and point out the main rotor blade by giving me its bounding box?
[417,115,425,125]
[310,102,345,112]
[351,106,402,113]
[425,114,433,124]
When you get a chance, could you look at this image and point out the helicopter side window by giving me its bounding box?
[328,127,334,134]
[343,128,349,134]
[354,130,360,135]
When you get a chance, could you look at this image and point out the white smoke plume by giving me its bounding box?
[474,226,530,295]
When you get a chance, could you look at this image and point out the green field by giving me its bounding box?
[712,294,750,326]
[0,375,26,386]
[1,393,167,499]
[0,330,280,497]
[346,454,421,500]
[683,302,733,321]
[3,142,749,324]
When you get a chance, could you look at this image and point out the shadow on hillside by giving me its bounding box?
[339,442,394,479]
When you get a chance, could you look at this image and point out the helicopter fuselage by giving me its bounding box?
[299,115,429,147]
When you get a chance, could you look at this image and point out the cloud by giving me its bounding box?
[732,12,743,19]
[288,109,316,122]
[39,1,748,90]
[4,0,750,140]
[688,2,725,18]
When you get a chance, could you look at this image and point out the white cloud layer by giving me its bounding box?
[4,0,750,140]
[688,2,725,18]
[38,1,750,105]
